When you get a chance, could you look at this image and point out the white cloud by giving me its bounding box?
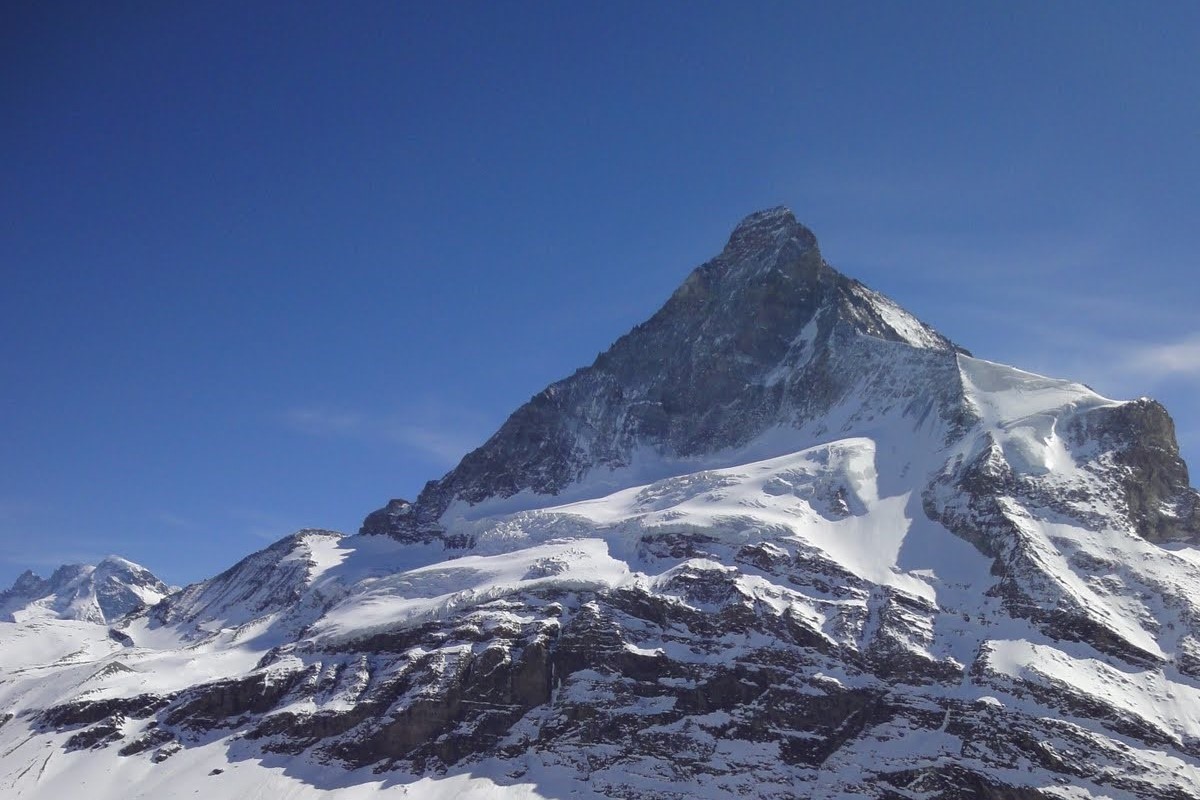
[1121,335,1200,380]
[226,507,304,542]
[154,511,204,532]
[282,404,488,466]
[282,408,365,437]
[378,421,482,464]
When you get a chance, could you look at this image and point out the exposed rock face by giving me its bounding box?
[5,209,1200,799]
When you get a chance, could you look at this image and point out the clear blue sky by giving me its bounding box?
[3,2,1198,587]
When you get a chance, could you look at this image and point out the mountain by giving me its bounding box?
[0,555,171,625]
[363,207,971,543]
[3,208,1200,799]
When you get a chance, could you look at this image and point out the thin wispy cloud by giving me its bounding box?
[794,160,1035,215]
[1036,332,1200,392]
[1120,335,1200,380]
[282,403,490,466]
[227,507,306,542]
[154,511,204,532]
[979,327,1200,398]
[282,409,365,438]
[378,421,483,464]
[838,228,1123,291]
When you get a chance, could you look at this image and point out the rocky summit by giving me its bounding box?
[3,209,1200,799]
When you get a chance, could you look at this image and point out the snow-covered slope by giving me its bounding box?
[2,209,1199,799]
[146,529,348,643]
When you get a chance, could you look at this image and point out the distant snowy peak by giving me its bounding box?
[363,207,968,540]
[0,555,170,624]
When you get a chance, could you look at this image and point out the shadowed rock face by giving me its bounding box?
[364,208,965,542]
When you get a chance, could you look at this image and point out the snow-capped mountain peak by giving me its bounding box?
[363,207,966,542]
[0,555,170,624]
[4,209,1200,799]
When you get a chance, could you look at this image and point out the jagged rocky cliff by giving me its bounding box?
[3,209,1200,799]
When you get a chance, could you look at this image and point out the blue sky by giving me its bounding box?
[2,2,1198,587]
